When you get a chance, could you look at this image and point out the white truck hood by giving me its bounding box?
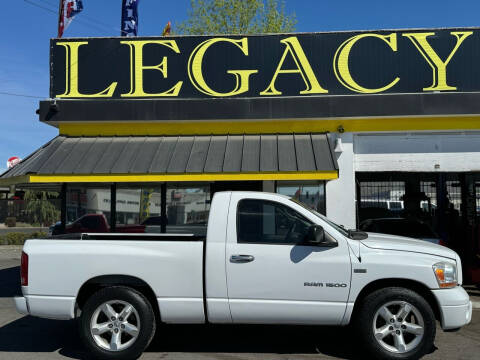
[361,232,457,260]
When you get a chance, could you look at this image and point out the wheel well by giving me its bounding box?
[351,278,441,323]
[76,275,160,322]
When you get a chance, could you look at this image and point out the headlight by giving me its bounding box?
[433,262,457,288]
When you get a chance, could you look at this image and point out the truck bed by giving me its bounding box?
[22,234,206,323]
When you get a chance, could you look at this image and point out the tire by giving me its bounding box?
[355,287,436,360]
[79,286,156,360]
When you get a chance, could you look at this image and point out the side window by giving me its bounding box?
[237,199,313,244]
[81,216,101,230]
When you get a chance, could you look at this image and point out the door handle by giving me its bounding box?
[230,254,255,263]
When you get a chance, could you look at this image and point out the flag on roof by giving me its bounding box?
[162,21,171,36]
[58,0,84,38]
[121,0,140,37]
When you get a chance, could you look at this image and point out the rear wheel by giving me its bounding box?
[355,287,436,360]
[79,286,156,360]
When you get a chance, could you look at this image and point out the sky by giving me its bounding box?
[1,0,480,172]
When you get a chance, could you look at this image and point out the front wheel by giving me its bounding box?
[355,287,436,360]
[79,286,156,360]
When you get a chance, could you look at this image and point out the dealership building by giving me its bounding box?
[1,28,479,281]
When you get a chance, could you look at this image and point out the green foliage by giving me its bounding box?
[176,0,296,35]
[5,217,16,227]
[0,231,47,245]
[24,191,60,227]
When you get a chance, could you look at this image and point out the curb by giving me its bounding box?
[472,301,480,310]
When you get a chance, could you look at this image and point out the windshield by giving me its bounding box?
[290,198,350,237]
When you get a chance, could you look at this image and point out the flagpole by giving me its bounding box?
[58,0,64,38]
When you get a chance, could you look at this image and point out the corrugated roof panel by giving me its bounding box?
[22,137,66,175]
[0,133,337,181]
[74,138,112,173]
[130,137,162,174]
[110,137,146,174]
[38,137,80,174]
[6,139,52,177]
[277,134,297,171]
[168,136,195,173]
[241,135,260,172]
[149,137,177,173]
[204,136,227,173]
[93,137,129,174]
[223,135,244,172]
[295,134,316,171]
[55,137,96,174]
[186,136,211,173]
[311,134,336,171]
[260,135,278,172]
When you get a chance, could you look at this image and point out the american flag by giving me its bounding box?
[58,0,84,38]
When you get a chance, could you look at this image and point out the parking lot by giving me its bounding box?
[1,246,479,360]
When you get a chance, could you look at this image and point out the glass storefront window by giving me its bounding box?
[166,185,210,236]
[276,181,326,214]
[116,187,162,233]
[63,186,111,234]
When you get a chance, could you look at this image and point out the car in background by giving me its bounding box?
[48,221,62,237]
[51,214,145,235]
[359,217,441,244]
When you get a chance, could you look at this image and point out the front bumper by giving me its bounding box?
[432,286,473,330]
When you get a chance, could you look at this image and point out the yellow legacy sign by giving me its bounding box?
[51,29,475,99]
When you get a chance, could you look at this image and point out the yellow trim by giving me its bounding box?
[59,116,480,136]
[0,175,30,187]
[0,171,338,186]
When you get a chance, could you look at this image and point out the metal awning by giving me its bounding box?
[0,134,338,185]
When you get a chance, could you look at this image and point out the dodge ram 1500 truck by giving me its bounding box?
[15,191,472,360]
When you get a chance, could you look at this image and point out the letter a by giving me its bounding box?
[260,37,328,96]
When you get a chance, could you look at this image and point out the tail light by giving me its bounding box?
[20,252,28,286]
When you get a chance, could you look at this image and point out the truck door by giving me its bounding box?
[225,194,351,325]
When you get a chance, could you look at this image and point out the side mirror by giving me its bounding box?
[304,225,338,247]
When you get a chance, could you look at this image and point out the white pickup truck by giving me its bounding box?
[15,191,472,360]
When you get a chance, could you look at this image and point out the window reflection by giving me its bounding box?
[57,184,211,236]
[116,187,161,233]
[276,181,326,214]
[59,186,112,235]
[166,186,210,236]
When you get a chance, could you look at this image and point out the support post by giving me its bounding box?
[60,183,67,233]
[161,183,167,233]
[110,183,117,233]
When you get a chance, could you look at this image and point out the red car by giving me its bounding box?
[59,214,145,234]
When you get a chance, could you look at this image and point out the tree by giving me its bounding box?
[24,191,60,227]
[176,0,296,35]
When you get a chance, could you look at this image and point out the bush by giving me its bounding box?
[5,217,16,227]
[0,231,47,245]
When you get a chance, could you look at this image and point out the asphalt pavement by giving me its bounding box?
[0,246,479,360]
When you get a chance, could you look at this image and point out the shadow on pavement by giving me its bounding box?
[0,316,85,358]
[0,266,21,297]
[0,315,368,359]
[147,323,363,358]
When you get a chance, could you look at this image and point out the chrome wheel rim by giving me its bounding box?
[90,300,141,352]
[373,301,424,354]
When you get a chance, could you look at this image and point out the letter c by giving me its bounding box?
[333,33,400,94]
